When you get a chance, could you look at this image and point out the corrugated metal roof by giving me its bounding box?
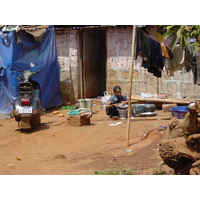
[0,25,116,31]
[54,25,115,30]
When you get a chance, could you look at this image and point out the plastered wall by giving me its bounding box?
[56,30,80,104]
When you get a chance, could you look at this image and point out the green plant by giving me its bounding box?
[90,165,138,175]
[163,25,200,52]
[152,163,171,175]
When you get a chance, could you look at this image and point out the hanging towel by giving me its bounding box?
[160,43,173,59]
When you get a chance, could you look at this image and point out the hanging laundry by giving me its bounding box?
[160,43,173,59]
[164,58,175,76]
[135,28,174,78]
[147,37,165,78]
[184,45,200,84]
[173,45,185,64]
[184,45,197,72]
[169,44,185,70]
[196,54,200,85]
[160,42,174,76]
[135,28,151,69]
[134,54,143,70]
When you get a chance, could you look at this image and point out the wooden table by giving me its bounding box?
[131,96,199,105]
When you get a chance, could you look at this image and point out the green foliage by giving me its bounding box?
[90,165,138,175]
[152,163,174,175]
[153,165,168,175]
[163,25,200,52]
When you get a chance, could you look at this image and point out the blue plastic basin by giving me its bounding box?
[169,106,189,119]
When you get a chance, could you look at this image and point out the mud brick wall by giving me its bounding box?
[56,30,80,104]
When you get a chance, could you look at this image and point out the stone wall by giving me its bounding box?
[106,26,200,99]
[160,68,200,99]
[106,26,158,97]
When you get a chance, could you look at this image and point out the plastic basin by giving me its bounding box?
[169,106,189,119]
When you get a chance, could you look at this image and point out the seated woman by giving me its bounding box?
[105,85,128,118]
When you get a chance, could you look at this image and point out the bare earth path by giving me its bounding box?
[0,101,171,175]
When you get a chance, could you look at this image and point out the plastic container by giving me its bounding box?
[169,106,189,119]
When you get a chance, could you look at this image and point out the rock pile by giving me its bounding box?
[159,101,200,174]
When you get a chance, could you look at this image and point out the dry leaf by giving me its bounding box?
[53,111,59,115]
[8,164,15,167]
[16,157,21,161]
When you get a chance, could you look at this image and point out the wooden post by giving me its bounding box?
[126,25,137,147]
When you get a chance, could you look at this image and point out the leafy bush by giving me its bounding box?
[152,163,174,175]
[163,25,200,51]
[90,165,138,175]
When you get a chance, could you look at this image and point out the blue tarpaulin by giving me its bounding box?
[0,25,62,114]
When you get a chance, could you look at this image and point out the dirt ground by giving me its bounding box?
[0,99,172,175]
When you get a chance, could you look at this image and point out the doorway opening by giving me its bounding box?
[81,30,106,98]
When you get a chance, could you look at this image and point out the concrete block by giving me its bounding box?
[122,70,129,80]
[107,69,118,79]
[166,82,178,93]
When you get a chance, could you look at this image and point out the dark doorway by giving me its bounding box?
[82,30,106,98]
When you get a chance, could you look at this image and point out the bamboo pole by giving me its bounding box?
[126,25,137,147]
